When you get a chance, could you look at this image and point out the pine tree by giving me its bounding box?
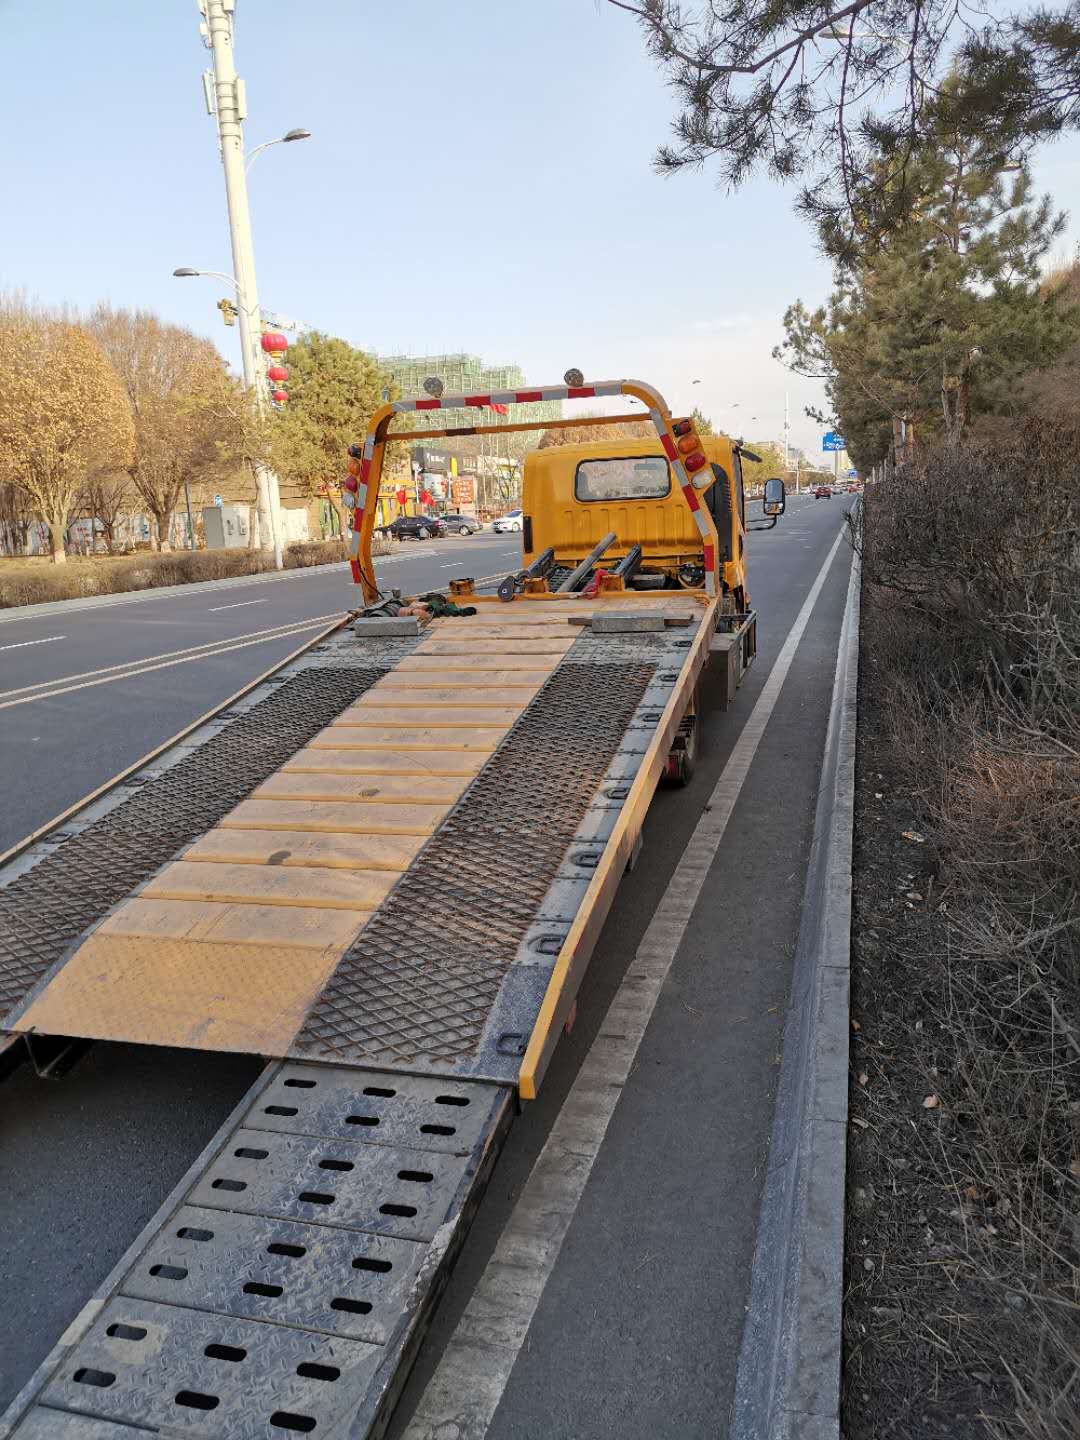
[776,128,1078,462]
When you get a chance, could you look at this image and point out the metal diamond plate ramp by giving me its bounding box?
[0,667,384,1021]
[292,659,656,1072]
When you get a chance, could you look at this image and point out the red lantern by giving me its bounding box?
[420,489,433,505]
[261,332,288,354]
[267,365,289,382]
[342,474,358,493]
[395,488,407,505]
[272,389,289,404]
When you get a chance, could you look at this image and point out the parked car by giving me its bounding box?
[380,514,445,540]
[492,509,524,533]
[439,512,479,536]
[814,485,833,498]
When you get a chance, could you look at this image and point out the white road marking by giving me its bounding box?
[207,598,267,612]
[0,614,343,709]
[0,635,65,652]
[402,526,850,1439]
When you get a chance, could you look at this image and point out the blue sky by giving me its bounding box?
[3,1,1077,453]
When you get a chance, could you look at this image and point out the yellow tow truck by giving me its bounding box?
[0,376,785,1440]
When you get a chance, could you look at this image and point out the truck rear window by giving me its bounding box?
[574,456,671,502]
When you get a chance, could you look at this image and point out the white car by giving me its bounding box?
[493,510,524,533]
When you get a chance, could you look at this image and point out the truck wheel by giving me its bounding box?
[418,526,431,539]
[662,703,699,788]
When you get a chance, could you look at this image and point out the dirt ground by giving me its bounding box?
[842,617,1046,1439]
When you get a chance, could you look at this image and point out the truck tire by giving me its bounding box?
[662,695,699,788]
[418,526,431,540]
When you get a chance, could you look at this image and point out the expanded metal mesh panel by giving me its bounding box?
[0,668,384,1018]
[292,661,656,1069]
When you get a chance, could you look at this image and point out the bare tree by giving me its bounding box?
[78,468,136,553]
[89,306,243,551]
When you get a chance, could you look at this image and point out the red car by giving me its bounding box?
[814,485,832,498]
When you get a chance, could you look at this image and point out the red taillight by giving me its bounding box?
[342,474,358,493]
[677,433,699,455]
[684,450,706,473]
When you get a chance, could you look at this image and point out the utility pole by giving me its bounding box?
[783,390,790,470]
[199,0,282,568]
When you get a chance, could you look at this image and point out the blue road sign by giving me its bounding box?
[847,468,857,478]
[822,431,845,452]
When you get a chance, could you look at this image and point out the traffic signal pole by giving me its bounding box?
[202,0,283,568]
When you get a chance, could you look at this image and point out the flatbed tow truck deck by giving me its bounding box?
[0,378,773,1440]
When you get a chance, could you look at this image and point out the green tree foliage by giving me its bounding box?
[270,332,396,496]
[690,406,715,435]
[739,441,787,490]
[775,134,1078,466]
[608,1,1080,228]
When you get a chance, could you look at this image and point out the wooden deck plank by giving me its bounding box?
[182,829,424,871]
[254,772,471,805]
[222,798,445,834]
[142,860,397,911]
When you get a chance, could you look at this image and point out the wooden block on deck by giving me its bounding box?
[182,829,424,872]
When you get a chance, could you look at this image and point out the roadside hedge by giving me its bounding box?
[0,533,394,610]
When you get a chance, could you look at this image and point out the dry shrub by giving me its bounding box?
[0,537,357,609]
[854,424,1080,1435]
[286,539,344,568]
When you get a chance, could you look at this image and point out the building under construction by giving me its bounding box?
[376,352,562,461]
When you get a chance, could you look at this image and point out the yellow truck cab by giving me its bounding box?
[520,434,752,612]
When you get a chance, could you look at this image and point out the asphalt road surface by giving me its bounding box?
[0,494,854,1437]
[0,532,520,850]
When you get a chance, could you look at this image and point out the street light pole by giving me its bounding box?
[200,0,282,569]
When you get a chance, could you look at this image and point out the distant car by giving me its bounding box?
[493,509,524,533]
[814,485,833,498]
[439,512,479,536]
[380,514,444,540]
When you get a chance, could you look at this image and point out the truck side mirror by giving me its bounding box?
[763,478,786,517]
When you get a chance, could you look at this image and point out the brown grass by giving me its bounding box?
[844,425,1080,1437]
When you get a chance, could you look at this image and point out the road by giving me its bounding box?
[0,494,853,1437]
[0,533,520,850]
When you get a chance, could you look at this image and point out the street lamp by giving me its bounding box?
[245,128,311,175]
[195,1,311,571]
[172,263,282,566]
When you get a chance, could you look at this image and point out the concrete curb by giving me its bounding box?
[731,532,860,1440]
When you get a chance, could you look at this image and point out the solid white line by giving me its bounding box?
[402,526,850,1440]
[0,617,342,711]
[207,598,267,612]
[0,614,343,702]
[0,635,65,652]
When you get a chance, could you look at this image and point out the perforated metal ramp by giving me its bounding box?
[2,1063,512,1440]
